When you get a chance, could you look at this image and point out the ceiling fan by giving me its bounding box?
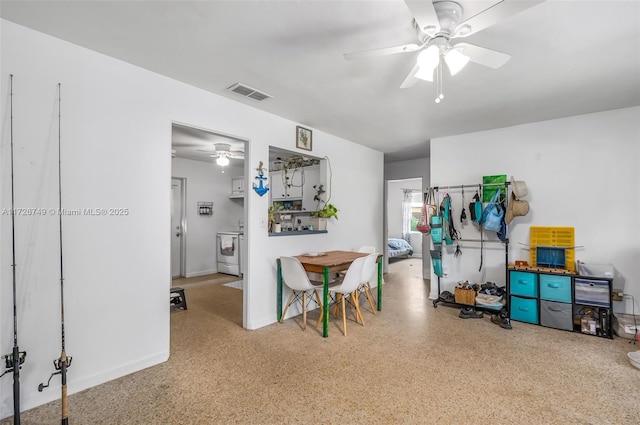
[197,143,244,166]
[344,0,542,98]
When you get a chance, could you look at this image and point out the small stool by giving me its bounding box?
[170,287,187,310]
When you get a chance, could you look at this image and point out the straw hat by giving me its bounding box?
[505,193,530,224]
[511,176,528,198]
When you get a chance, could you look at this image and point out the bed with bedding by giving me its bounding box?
[388,238,413,259]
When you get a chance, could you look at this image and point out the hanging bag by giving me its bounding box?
[440,194,453,245]
[417,189,436,234]
[430,190,442,245]
[416,194,431,234]
[481,188,503,232]
[469,190,482,222]
[426,188,437,221]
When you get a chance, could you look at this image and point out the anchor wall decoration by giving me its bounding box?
[253,161,269,196]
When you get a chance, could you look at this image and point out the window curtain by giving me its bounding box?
[401,189,413,243]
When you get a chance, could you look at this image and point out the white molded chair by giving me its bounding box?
[357,246,375,254]
[358,252,379,315]
[329,255,367,336]
[279,256,323,331]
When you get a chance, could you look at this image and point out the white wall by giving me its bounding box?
[0,20,384,419]
[171,158,244,277]
[430,107,640,317]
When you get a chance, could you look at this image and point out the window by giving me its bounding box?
[409,191,422,232]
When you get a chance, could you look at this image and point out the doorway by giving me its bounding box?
[386,177,425,276]
[170,122,248,328]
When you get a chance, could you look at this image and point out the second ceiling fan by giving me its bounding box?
[197,143,244,166]
[344,0,543,93]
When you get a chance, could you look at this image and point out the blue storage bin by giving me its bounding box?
[539,274,572,303]
[510,296,538,324]
[509,271,538,298]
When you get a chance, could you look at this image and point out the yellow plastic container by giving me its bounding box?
[529,226,575,271]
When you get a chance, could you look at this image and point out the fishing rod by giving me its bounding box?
[1,74,27,425]
[38,82,72,425]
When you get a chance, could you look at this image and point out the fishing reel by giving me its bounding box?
[0,351,26,377]
[38,355,72,391]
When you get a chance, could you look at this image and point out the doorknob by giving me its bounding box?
[176,232,181,237]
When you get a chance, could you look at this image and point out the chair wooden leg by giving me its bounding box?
[341,295,347,336]
[353,291,365,325]
[302,292,307,331]
[280,292,295,323]
[333,294,342,317]
[314,290,323,328]
[364,283,376,315]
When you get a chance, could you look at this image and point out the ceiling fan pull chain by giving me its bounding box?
[435,59,444,103]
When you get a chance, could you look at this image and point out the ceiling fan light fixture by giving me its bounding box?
[216,156,230,166]
[444,48,470,76]
[415,45,440,82]
[414,66,434,82]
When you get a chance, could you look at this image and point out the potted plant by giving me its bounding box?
[268,202,283,232]
[309,184,338,231]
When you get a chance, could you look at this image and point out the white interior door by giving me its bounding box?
[171,178,185,278]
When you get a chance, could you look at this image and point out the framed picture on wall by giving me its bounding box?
[296,126,312,151]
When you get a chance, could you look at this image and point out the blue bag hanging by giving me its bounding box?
[441,195,453,245]
[430,250,443,277]
[430,215,442,245]
[481,188,503,232]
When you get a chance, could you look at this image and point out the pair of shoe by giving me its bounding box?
[491,313,512,329]
[440,291,455,303]
[459,307,483,319]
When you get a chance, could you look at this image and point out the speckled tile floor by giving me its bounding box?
[3,258,639,424]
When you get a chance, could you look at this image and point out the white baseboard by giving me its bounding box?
[8,351,169,419]
[68,351,169,397]
[185,269,217,278]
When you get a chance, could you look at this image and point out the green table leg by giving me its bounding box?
[277,259,283,321]
[377,258,382,311]
[323,266,329,337]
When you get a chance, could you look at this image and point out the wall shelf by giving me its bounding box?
[268,230,328,237]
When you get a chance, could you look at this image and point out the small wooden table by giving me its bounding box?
[277,250,383,337]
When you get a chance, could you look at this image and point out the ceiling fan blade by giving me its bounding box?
[344,43,422,61]
[404,1,440,34]
[454,42,511,69]
[400,63,421,89]
[454,0,544,38]
[196,149,216,154]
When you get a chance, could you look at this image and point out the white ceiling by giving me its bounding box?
[2,0,639,162]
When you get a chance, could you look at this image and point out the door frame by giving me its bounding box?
[171,120,250,330]
[171,176,187,278]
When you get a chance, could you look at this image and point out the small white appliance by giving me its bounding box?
[217,231,242,277]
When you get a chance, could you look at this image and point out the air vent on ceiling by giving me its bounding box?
[227,83,273,102]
